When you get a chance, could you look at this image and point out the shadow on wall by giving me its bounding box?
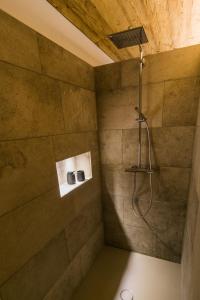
[101,163,183,263]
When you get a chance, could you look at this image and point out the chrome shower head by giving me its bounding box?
[107,26,148,49]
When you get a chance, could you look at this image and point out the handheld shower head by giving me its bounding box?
[135,106,146,122]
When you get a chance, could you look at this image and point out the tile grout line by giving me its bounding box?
[95,75,200,93]
[0,129,98,143]
[0,227,67,289]
[0,58,95,92]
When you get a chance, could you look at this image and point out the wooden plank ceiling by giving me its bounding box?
[47,0,200,61]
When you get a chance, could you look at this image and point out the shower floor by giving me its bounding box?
[72,246,181,300]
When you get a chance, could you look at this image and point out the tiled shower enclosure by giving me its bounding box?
[96,48,200,262]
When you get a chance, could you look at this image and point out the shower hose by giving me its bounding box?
[131,119,180,258]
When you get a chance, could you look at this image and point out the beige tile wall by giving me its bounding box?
[95,44,200,263]
[0,10,103,300]
[181,98,200,299]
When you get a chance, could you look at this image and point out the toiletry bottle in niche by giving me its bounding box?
[67,171,76,185]
[77,170,85,182]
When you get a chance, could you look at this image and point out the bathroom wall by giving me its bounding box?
[181,95,200,299]
[95,45,200,262]
[0,10,103,300]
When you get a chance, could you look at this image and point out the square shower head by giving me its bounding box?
[107,26,148,49]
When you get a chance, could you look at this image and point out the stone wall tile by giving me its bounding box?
[99,130,122,165]
[60,83,97,132]
[152,126,195,167]
[158,167,191,203]
[0,137,57,216]
[52,132,98,162]
[101,164,133,198]
[97,87,136,130]
[0,233,69,300]
[0,62,64,140]
[143,45,200,83]
[38,35,94,90]
[102,193,124,225]
[80,224,104,278]
[0,10,41,72]
[43,251,82,300]
[122,128,148,166]
[163,78,200,126]
[0,189,76,284]
[95,62,121,91]
[121,59,139,88]
[65,200,102,260]
[97,83,163,130]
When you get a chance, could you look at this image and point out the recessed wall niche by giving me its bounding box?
[56,151,92,197]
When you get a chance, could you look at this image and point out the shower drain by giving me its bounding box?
[120,289,134,300]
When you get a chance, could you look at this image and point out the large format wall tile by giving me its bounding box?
[37,35,94,90]
[136,82,164,128]
[98,45,200,89]
[123,200,185,262]
[191,127,200,197]
[181,110,200,298]
[104,220,155,257]
[143,45,200,83]
[52,132,98,162]
[0,233,69,300]
[95,62,121,91]
[80,224,104,278]
[0,10,41,72]
[60,83,97,132]
[197,100,200,126]
[46,226,104,300]
[43,251,82,300]
[153,203,186,262]
[152,126,195,167]
[122,128,148,167]
[163,78,200,126]
[72,174,101,217]
[102,193,124,225]
[123,224,156,257]
[101,164,133,198]
[147,202,186,238]
[65,200,102,261]
[0,189,76,285]
[104,219,130,249]
[0,137,57,216]
[121,59,139,88]
[185,178,199,251]
[99,130,122,165]
[0,62,64,140]
[158,167,191,203]
[97,83,163,130]
[123,127,195,168]
[97,87,136,130]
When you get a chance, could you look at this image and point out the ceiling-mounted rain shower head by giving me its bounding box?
[107,26,148,49]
